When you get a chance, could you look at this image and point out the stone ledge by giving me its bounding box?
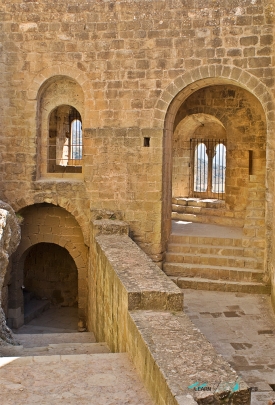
[128,310,250,405]
[93,219,129,236]
[95,234,183,311]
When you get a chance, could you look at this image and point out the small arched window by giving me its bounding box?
[212,143,226,193]
[70,119,82,161]
[194,143,208,192]
[48,105,82,173]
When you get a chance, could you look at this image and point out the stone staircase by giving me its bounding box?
[0,332,109,356]
[172,197,244,227]
[0,332,153,405]
[164,232,270,294]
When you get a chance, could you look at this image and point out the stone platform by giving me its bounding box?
[183,289,275,405]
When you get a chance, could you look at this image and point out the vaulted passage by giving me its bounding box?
[171,84,266,229]
[23,243,78,308]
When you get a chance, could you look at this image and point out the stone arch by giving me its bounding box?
[159,66,274,277]
[13,199,89,247]
[173,114,226,198]
[174,113,226,136]
[8,203,88,329]
[26,64,90,105]
[37,75,85,179]
[154,66,273,128]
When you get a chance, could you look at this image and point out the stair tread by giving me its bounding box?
[172,207,229,214]
[164,262,264,273]
[170,233,243,241]
[0,342,110,357]
[171,276,268,286]
[172,213,243,225]
[166,252,262,262]
[14,332,96,347]
[168,242,261,249]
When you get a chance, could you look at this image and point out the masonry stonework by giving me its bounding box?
[1,1,275,403]
[1,0,275,386]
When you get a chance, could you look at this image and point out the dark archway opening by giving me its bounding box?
[23,243,78,325]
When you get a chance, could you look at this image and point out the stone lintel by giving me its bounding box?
[128,310,250,405]
[95,234,183,312]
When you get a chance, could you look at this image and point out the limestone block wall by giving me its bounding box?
[24,243,78,307]
[0,0,274,267]
[9,203,88,328]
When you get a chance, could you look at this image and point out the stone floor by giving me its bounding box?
[172,219,243,238]
[14,306,79,334]
[183,289,275,405]
[0,307,154,405]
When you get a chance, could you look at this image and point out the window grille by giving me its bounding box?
[48,106,82,174]
[191,138,226,200]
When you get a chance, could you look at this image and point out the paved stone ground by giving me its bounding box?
[183,289,275,405]
[0,307,154,405]
[172,220,243,238]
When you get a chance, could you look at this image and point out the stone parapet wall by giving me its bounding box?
[89,219,249,405]
[89,218,182,351]
[127,311,249,405]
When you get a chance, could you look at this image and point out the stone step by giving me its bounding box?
[169,233,243,246]
[172,197,225,209]
[163,262,264,282]
[13,332,96,348]
[171,212,244,227]
[165,252,263,270]
[0,342,110,357]
[24,299,51,324]
[167,243,264,259]
[170,276,270,294]
[172,204,242,218]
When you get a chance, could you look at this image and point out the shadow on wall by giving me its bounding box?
[24,242,78,307]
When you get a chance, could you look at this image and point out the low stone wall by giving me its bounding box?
[88,219,250,405]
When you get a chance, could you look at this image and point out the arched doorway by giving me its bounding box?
[169,84,266,231]
[162,76,269,292]
[8,203,88,329]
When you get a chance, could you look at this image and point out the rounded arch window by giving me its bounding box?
[212,143,226,193]
[194,143,208,192]
[48,105,82,173]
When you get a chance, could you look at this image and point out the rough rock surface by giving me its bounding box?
[0,201,20,345]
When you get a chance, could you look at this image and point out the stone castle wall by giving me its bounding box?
[0,1,275,310]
